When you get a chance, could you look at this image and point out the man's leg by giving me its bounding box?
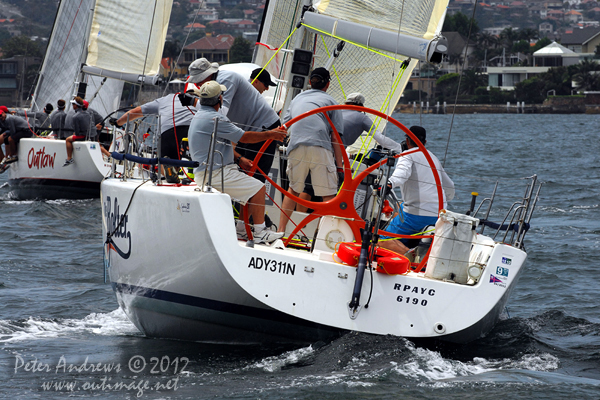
[66,136,74,159]
[7,136,16,157]
[278,187,300,233]
[247,186,266,225]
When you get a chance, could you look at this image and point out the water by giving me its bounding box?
[1,114,599,399]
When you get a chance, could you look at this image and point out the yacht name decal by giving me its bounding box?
[27,147,56,169]
[393,283,435,307]
[248,257,295,275]
[104,196,131,259]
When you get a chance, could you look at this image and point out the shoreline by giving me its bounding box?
[396,97,600,114]
[395,104,600,114]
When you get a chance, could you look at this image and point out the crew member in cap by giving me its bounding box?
[185,58,281,183]
[379,126,455,254]
[0,107,32,171]
[277,67,345,234]
[12,103,53,135]
[188,81,287,244]
[63,96,92,166]
[114,87,201,161]
[51,99,67,139]
[249,67,277,94]
[341,92,375,148]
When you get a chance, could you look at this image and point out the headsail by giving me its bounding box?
[82,0,173,85]
[31,0,123,116]
[254,0,448,132]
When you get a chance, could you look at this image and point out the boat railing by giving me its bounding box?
[109,112,199,182]
[473,175,542,250]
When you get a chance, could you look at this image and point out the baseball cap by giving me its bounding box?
[82,100,89,109]
[408,126,426,142]
[44,103,54,113]
[186,58,219,84]
[310,67,330,82]
[0,105,8,114]
[346,93,365,106]
[250,68,276,87]
[199,81,227,98]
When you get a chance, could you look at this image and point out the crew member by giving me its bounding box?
[277,67,345,233]
[188,81,287,244]
[379,126,455,254]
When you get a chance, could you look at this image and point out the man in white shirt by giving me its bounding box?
[380,126,455,253]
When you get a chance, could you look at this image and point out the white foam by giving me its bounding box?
[244,345,316,373]
[0,309,137,343]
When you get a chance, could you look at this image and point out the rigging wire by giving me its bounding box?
[442,0,480,167]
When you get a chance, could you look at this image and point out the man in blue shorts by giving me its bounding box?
[380,126,455,253]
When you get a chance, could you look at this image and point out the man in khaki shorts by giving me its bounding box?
[278,67,344,233]
[188,81,287,244]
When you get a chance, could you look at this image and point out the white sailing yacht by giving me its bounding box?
[6,0,172,200]
[101,0,542,343]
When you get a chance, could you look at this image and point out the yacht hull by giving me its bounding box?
[7,138,111,200]
[102,178,527,344]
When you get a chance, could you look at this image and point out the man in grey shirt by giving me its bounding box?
[277,67,344,233]
[115,90,198,160]
[188,81,287,244]
[51,99,68,139]
[341,92,374,147]
[13,103,53,134]
[186,58,281,182]
[0,110,33,169]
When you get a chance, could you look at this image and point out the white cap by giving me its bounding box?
[199,81,227,98]
[346,92,365,106]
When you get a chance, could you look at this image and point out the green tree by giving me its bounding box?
[512,40,531,54]
[1,35,42,59]
[572,59,600,91]
[460,69,486,95]
[514,77,545,103]
[518,28,539,43]
[0,28,11,47]
[435,73,460,101]
[442,12,479,38]
[499,27,520,50]
[228,37,252,63]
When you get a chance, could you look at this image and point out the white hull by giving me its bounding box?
[7,138,111,200]
[102,178,528,344]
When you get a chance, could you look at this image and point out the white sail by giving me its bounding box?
[31,0,123,116]
[254,0,448,132]
[83,0,173,85]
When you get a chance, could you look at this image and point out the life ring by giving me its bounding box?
[335,242,410,275]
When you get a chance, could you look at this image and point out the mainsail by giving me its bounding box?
[82,0,172,85]
[254,0,448,132]
[32,0,123,116]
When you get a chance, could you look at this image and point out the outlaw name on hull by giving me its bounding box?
[7,138,111,200]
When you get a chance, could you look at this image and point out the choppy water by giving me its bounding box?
[1,113,599,399]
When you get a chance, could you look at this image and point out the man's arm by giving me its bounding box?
[115,106,144,126]
[441,169,455,202]
[238,127,286,144]
[389,156,412,189]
